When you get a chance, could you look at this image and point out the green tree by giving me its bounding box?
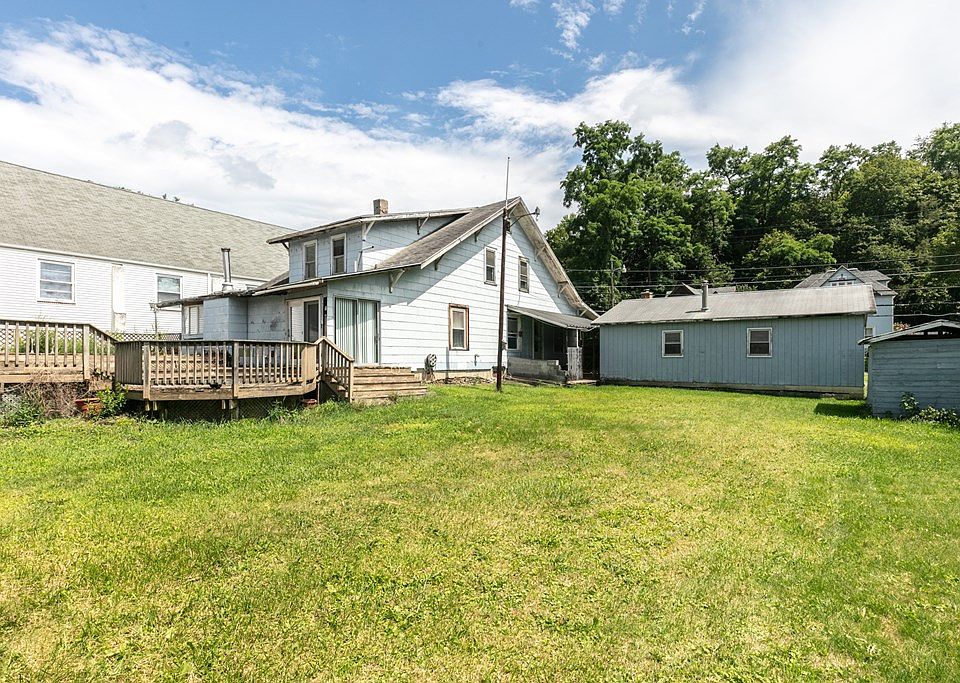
[743,231,835,284]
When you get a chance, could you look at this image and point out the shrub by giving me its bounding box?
[0,388,46,427]
[901,392,960,428]
[265,401,300,423]
[96,387,128,419]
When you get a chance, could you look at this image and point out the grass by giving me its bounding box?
[2,384,960,680]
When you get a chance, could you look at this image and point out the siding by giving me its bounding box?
[867,338,960,415]
[600,315,866,394]
[318,214,580,371]
[870,294,895,336]
[0,244,262,333]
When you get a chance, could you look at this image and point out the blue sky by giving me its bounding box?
[0,1,957,228]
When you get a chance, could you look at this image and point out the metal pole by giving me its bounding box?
[609,256,615,309]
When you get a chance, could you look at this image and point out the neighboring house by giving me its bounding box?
[795,266,895,337]
[861,320,960,416]
[594,285,875,396]
[0,160,289,335]
[167,198,597,378]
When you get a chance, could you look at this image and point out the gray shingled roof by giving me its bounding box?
[507,305,594,330]
[0,160,289,280]
[795,267,896,295]
[859,319,960,345]
[667,282,738,297]
[595,285,876,325]
[374,199,518,271]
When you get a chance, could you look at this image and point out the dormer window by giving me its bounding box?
[332,235,346,275]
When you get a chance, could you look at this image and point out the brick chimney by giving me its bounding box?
[373,198,389,216]
[640,290,654,300]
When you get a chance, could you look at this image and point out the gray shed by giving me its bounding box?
[861,320,960,416]
[595,285,875,396]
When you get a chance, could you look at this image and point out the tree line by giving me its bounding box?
[546,120,960,320]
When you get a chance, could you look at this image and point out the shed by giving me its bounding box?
[595,285,875,396]
[861,320,960,416]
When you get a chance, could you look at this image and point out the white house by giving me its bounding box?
[795,266,895,337]
[0,160,288,335]
[167,198,597,378]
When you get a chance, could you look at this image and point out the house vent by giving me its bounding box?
[700,279,709,311]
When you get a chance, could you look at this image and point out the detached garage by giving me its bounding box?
[862,320,960,416]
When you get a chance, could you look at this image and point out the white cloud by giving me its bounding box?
[585,52,607,71]
[552,0,596,51]
[509,0,540,8]
[445,0,960,164]
[2,1,959,234]
[681,0,707,34]
[0,23,569,226]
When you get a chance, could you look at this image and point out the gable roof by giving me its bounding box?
[594,284,876,325]
[0,160,290,280]
[266,207,470,244]
[373,199,517,271]
[859,319,960,345]
[795,266,896,295]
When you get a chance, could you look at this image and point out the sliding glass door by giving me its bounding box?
[335,297,379,364]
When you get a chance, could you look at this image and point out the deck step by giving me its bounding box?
[352,375,422,386]
[352,381,428,395]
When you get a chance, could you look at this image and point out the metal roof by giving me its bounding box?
[666,282,738,297]
[507,305,594,330]
[594,284,876,325]
[0,160,290,280]
[795,266,896,295]
[266,207,470,244]
[859,319,960,345]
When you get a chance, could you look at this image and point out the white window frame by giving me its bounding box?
[37,259,75,303]
[331,235,346,275]
[156,273,183,309]
[484,248,497,285]
[518,257,530,292]
[747,327,773,358]
[449,304,469,350]
[184,304,203,335]
[507,315,520,351]
[304,240,318,280]
[662,329,683,358]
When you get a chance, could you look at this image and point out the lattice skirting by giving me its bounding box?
[132,395,301,421]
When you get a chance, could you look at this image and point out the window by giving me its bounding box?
[331,235,346,275]
[38,260,74,302]
[747,328,772,357]
[484,248,496,284]
[662,330,683,357]
[304,241,317,280]
[184,305,202,335]
[449,305,469,350]
[518,257,529,292]
[507,315,520,350]
[156,274,182,305]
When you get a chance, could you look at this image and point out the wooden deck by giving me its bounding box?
[1,319,114,386]
[2,318,427,408]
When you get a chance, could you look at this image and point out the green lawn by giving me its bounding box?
[2,384,960,680]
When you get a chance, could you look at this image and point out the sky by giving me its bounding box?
[0,0,958,230]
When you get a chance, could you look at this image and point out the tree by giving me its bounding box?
[743,231,835,283]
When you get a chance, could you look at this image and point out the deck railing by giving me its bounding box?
[1,319,115,382]
[115,340,319,399]
[318,336,354,399]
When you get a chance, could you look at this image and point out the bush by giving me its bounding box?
[265,401,301,423]
[900,392,960,428]
[96,387,127,418]
[0,389,46,427]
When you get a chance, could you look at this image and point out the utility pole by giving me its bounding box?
[496,158,510,392]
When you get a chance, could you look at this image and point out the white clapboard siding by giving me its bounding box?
[0,244,263,333]
[323,214,581,371]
